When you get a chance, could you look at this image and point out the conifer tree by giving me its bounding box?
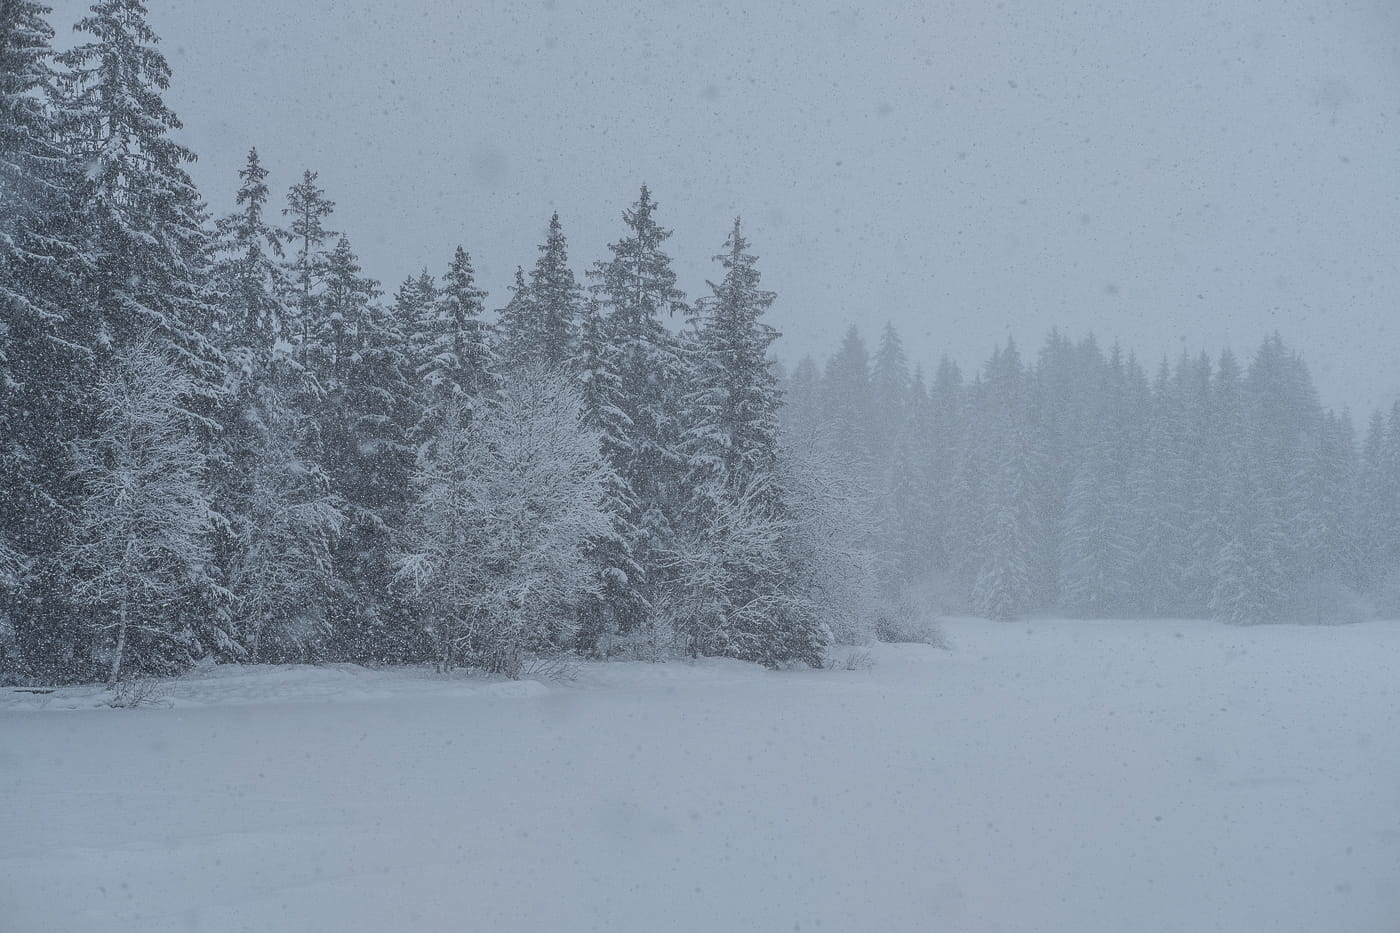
[969,341,1039,620]
[282,171,338,342]
[684,219,782,485]
[1359,404,1400,595]
[524,212,583,371]
[821,326,875,475]
[1207,348,1287,624]
[587,184,689,639]
[867,325,915,591]
[1059,347,1144,616]
[392,271,436,367]
[1175,351,1218,613]
[55,0,224,414]
[1290,408,1362,617]
[306,236,417,659]
[885,369,940,585]
[0,0,93,678]
[1131,359,1194,615]
[214,149,288,352]
[223,350,343,662]
[571,298,645,649]
[870,322,911,462]
[55,0,229,650]
[670,220,825,663]
[413,246,493,440]
[923,356,965,581]
[494,265,534,371]
[1060,451,1135,616]
[211,150,342,660]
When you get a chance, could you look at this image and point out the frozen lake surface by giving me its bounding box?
[3,618,1398,932]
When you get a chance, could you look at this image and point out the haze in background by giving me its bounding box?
[45,0,1400,412]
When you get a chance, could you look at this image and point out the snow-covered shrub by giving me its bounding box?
[519,652,581,683]
[827,648,874,671]
[107,676,171,709]
[874,591,949,648]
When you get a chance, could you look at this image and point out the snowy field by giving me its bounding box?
[2,619,1398,933]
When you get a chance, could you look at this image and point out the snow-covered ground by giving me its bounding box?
[2,618,1398,932]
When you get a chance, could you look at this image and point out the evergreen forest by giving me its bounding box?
[3,1,1397,686]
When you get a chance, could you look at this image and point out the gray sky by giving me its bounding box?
[48,0,1400,412]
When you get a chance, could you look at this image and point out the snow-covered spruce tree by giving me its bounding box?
[869,323,911,466]
[396,372,611,676]
[1288,408,1363,620]
[391,268,435,432]
[500,212,583,373]
[55,0,224,412]
[282,170,337,345]
[867,326,917,595]
[63,339,224,684]
[411,246,494,443]
[883,383,940,589]
[683,219,782,485]
[304,236,418,660]
[1201,347,1284,625]
[571,297,646,651]
[210,150,343,661]
[222,351,343,661]
[1175,351,1219,614]
[669,219,827,665]
[820,325,876,477]
[587,185,689,643]
[392,270,436,385]
[213,149,288,354]
[1244,336,1323,605]
[922,355,965,585]
[0,0,98,680]
[1059,453,1135,617]
[1358,405,1400,597]
[494,265,530,365]
[1209,458,1287,626]
[54,0,231,655]
[1057,349,1144,617]
[1128,359,1195,616]
[969,341,1040,621]
[971,436,1039,621]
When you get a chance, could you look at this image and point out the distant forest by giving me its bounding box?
[3,1,1397,686]
[786,327,1400,626]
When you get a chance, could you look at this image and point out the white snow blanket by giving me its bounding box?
[2,618,1398,932]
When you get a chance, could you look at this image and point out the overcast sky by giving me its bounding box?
[47,0,1400,412]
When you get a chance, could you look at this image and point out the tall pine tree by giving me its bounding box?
[587,185,689,644]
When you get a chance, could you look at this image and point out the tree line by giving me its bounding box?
[786,325,1400,625]
[1,0,872,684]
[4,2,1396,686]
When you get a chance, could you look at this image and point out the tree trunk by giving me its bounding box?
[108,591,128,686]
